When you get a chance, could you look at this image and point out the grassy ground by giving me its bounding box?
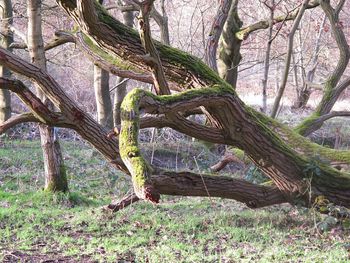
[0,139,349,262]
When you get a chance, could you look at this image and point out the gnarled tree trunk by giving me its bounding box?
[1,0,350,210]
[217,0,242,87]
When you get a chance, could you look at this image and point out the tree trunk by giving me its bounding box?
[206,0,232,71]
[292,15,326,109]
[27,0,68,192]
[94,65,113,129]
[271,0,310,118]
[0,0,12,123]
[49,0,350,206]
[261,0,275,113]
[93,0,112,129]
[295,2,350,135]
[217,0,242,87]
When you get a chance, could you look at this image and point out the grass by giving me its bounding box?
[0,138,349,262]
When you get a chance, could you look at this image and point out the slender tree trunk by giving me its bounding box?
[113,9,134,126]
[27,0,68,192]
[261,0,275,113]
[271,0,310,118]
[293,15,326,109]
[93,0,112,129]
[0,0,12,123]
[94,65,113,129]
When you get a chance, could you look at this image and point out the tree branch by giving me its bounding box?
[0,77,73,129]
[138,0,170,95]
[75,32,156,84]
[153,169,286,208]
[236,1,319,40]
[0,112,38,134]
[295,0,350,135]
[105,192,140,211]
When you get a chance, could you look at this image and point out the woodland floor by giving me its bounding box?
[0,138,350,262]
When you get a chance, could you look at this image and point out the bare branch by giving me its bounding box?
[153,169,286,208]
[335,0,345,16]
[0,77,73,128]
[210,153,244,172]
[138,0,170,95]
[0,112,38,134]
[9,26,27,44]
[10,30,75,51]
[45,31,76,51]
[236,1,319,40]
[105,192,140,212]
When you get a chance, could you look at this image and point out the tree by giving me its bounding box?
[27,0,68,192]
[0,0,13,123]
[1,0,350,210]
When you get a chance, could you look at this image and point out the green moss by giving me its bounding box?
[294,113,320,135]
[157,44,225,85]
[229,147,245,160]
[44,165,69,193]
[82,34,139,72]
[93,1,223,87]
[119,89,152,190]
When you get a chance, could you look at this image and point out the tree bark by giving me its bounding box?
[93,0,112,129]
[113,8,133,126]
[295,1,350,135]
[27,0,68,192]
[206,0,232,71]
[94,65,113,129]
[217,0,242,87]
[0,0,12,123]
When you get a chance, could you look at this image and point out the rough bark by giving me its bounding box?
[0,0,12,123]
[217,0,242,87]
[206,0,232,71]
[27,0,68,192]
[113,9,133,126]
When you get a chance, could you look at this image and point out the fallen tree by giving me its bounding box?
[1,0,350,210]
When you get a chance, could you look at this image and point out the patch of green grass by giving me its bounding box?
[0,140,349,262]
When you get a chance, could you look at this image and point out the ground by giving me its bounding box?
[0,139,349,262]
